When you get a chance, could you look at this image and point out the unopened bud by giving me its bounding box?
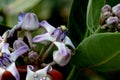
[102,4,111,12]
[106,16,119,29]
[21,13,40,31]
[112,3,120,18]
[100,11,111,25]
[106,16,119,25]
[13,38,28,50]
[28,51,38,62]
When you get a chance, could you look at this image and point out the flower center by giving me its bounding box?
[0,52,12,68]
[51,25,67,41]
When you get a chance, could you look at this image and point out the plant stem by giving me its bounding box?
[9,47,14,52]
[41,43,54,62]
[41,61,56,67]
[25,31,33,48]
[66,66,76,80]
[49,61,56,66]
[95,26,101,33]
[37,45,46,59]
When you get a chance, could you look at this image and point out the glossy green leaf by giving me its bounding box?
[87,0,105,33]
[70,33,120,72]
[67,0,88,46]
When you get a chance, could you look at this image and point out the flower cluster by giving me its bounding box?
[0,12,75,80]
[100,3,120,32]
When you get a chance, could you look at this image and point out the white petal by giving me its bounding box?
[64,36,75,49]
[39,20,55,33]
[22,13,39,31]
[54,42,67,56]
[36,65,52,78]
[2,30,9,40]
[10,46,29,61]
[1,43,10,54]
[0,67,5,79]
[7,63,20,80]
[26,65,35,80]
[9,25,21,37]
[53,49,71,66]
[33,33,54,43]
[0,41,4,50]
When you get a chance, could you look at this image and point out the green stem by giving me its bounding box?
[41,61,56,67]
[41,43,54,62]
[84,28,90,38]
[66,66,76,80]
[26,31,33,48]
[95,26,101,33]
[37,45,46,59]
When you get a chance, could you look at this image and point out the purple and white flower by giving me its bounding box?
[32,20,75,66]
[9,12,40,37]
[0,43,29,80]
[32,20,75,49]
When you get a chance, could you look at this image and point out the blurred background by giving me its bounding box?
[0,0,72,28]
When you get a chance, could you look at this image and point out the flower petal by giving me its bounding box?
[8,25,21,37]
[54,42,67,56]
[36,65,52,79]
[39,20,55,33]
[53,48,71,66]
[7,62,20,80]
[2,30,9,40]
[26,65,35,80]
[21,13,40,31]
[1,43,10,54]
[64,36,75,50]
[36,65,52,75]
[18,12,25,26]
[0,67,5,79]
[32,33,54,44]
[10,46,29,61]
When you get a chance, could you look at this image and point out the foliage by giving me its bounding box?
[1,0,120,80]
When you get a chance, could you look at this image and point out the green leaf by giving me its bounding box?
[70,33,120,72]
[106,0,120,6]
[67,0,88,46]
[87,0,105,33]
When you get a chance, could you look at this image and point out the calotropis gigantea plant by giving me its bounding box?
[0,12,75,80]
[1,0,120,80]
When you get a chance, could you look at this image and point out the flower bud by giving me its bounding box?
[102,4,111,12]
[100,11,111,25]
[13,38,28,50]
[106,16,119,27]
[28,51,38,62]
[112,3,120,18]
[21,13,40,31]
